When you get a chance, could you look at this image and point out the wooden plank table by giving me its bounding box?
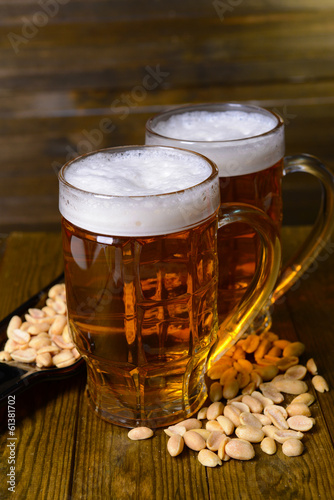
[0,229,333,500]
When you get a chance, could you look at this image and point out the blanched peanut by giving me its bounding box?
[262,425,278,439]
[252,413,271,426]
[183,430,206,451]
[128,427,153,440]
[198,449,222,467]
[167,434,184,457]
[242,334,260,353]
[264,405,288,430]
[177,418,202,431]
[191,429,211,440]
[273,429,304,444]
[0,351,12,361]
[286,403,311,417]
[49,315,67,336]
[225,438,255,460]
[164,425,187,437]
[220,367,237,385]
[272,379,308,395]
[206,420,224,432]
[235,425,264,443]
[261,437,276,455]
[28,308,46,319]
[207,431,226,451]
[217,415,234,435]
[283,342,305,358]
[36,352,53,368]
[306,358,318,375]
[223,405,241,427]
[217,435,231,461]
[251,391,273,408]
[197,407,208,420]
[52,350,75,368]
[11,329,30,345]
[27,322,52,335]
[287,415,314,432]
[29,336,51,350]
[291,393,315,406]
[312,375,329,393]
[284,365,307,380]
[276,356,299,372]
[207,402,224,420]
[230,402,250,413]
[7,315,22,336]
[239,412,263,429]
[259,383,284,404]
[254,364,279,382]
[241,395,263,413]
[282,438,304,457]
[223,379,239,400]
[209,382,224,402]
[11,348,37,363]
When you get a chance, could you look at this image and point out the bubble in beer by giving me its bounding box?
[59,147,220,237]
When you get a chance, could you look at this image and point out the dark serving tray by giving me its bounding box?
[0,273,84,405]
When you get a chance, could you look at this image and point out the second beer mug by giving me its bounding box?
[59,145,280,428]
[146,103,334,332]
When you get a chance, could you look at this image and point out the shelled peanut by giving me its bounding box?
[0,283,80,369]
[160,331,329,466]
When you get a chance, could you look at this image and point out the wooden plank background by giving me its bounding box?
[1,0,334,232]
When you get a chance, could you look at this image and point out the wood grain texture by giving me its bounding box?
[0,230,333,500]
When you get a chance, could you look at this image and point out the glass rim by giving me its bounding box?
[58,144,219,200]
[145,102,284,145]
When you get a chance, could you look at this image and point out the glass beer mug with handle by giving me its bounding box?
[145,103,334,332]
[59,145,280,428]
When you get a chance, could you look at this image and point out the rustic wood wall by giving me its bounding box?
[1,0,334,231]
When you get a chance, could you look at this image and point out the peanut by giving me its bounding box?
[235,425,264,443]
[206,402,224,420]
[312,375,329,393]
[241,395,263,413]
[273,429,304,444]
[128,427,153,440]
[261,437,276,455]
[284,364,307,380]
[239,412,263,429]
[216,415,235,435]
[198,449,222,467]
[167,434,184,457]
[178,419,202,431]
[306,358,318,375]
[287,415,314,432]
[291,393,315,406]
[197,407,208,420]
[183,430,206,451]
[272,379,308,395]
[283,342,305,358]
[286,403,311,417]
[225,438,255,460]
[282,438,304,457]
[207,431,226,451]
[209,381,224,402]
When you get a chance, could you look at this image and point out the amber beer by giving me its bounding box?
[145,104,285,321]
[59,146,221,428]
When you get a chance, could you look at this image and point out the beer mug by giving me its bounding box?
[59,145,280,428]
[145,103,334,332]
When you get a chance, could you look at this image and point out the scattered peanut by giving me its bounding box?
[312,375,329,393]
[128,427,154,440]
[163,329,329,467]
[282,438,304,457]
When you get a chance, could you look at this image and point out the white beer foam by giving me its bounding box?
[59,148,220,237]
[146,110,285,176]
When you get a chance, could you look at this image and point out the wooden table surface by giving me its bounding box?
[0,229,333,500]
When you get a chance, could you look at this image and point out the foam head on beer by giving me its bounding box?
[59,146,220,237]
[146,109,285,177]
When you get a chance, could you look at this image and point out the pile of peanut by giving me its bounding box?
[128,331,329,467]
[0,283,80,369]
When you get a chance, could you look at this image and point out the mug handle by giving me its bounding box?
[272,154,334,304]
[208,203,281,368]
